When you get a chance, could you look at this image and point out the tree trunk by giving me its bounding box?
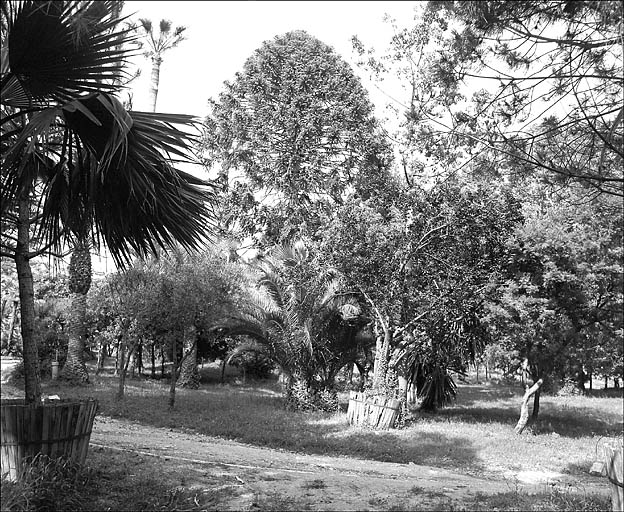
[117,342,126,400]
[61,240,91,383]
[178,332,199,389]
[95,339,106,375]
[151,343,156,378]
[149,55,162,112]
[531,388,541,420]
[16,194,41,403]
[220,358,226,383]
[113,338,120,376]
[514,378,543,434]
[372,322,392,392]
[129,351,135,378]
[169,336,178,409]
[160,345,165,377]
[135,340,143,375]
[116,329,136,400]
[61,293,90,383]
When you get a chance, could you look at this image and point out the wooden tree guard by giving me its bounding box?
[1,398,98,481]
[603,444,623,512]
[347,391,400,429]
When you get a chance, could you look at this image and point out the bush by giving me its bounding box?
[0,454,91,512]
[285,379,339,413]
[230,351,274,380]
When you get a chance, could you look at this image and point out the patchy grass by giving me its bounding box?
[2,363,621,512]
[465,486,611,512]
[3,363,622,483]
[1,447,247,512]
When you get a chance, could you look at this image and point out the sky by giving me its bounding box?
[121,1,421,118]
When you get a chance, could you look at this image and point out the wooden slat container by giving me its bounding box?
[347,391,400,429]
[1,398,98,482]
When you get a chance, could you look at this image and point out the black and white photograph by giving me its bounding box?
[1,1,622,510]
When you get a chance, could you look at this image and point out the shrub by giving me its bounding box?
[285,380,339,412]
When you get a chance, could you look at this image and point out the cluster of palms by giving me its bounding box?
[0,1,216,402]
[214,242,369,411]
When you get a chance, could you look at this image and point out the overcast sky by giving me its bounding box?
[121,1,421,118]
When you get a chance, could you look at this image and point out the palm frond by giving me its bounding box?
[27,102,217,267]
[3,1,136,108]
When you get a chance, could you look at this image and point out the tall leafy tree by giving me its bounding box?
[321,181,520,409]
[353,1,623,196]
[138,18,186,112]
[486,184,623,407]
[201,30,391,247]
[1,1,216,402]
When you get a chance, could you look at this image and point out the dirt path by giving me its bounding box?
[89,416,605,511]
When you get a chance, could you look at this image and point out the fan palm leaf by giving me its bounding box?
[2,1,135,107]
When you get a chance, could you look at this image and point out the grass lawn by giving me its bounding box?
[3,362,622,479]
[1,362,621,510]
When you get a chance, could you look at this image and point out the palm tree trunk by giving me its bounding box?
[61,241,91,383]
[178,333,199,389]
[149,55,162,112]
[16,194,41,403]
[61,293,90,382]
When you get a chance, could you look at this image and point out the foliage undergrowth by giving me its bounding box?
[0,454,92,512]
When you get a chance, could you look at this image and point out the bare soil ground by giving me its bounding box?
[88,415,606,511]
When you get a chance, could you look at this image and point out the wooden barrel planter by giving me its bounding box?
[346,391,401,429]
[1,398,98,482]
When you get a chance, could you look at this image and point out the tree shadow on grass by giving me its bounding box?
[432,382,623,439]
[44,371,486,477]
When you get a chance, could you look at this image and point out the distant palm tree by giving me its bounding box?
[1,1,216,402]
[139,18,186,112]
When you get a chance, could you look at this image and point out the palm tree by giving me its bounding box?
[61,0,124,384]
[214,242,366,410]
[139,18,186,112]
[1,1,216,402]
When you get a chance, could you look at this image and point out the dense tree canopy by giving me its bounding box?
[320,180,522,408]
[485,185,623,391]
